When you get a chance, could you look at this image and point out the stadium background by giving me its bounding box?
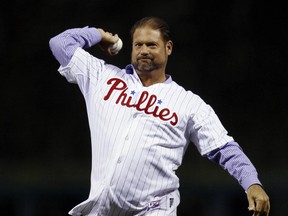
[1,0,287,215]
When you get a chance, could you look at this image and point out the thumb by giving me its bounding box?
[247,196,255,212]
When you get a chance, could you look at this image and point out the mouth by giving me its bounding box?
[138,55,152,60]
[138,57,152,62]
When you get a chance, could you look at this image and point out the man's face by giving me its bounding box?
[131,26,172,73]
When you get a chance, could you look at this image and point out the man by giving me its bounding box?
[49,17,270,216]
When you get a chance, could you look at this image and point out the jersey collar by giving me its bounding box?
[125,64,173,84]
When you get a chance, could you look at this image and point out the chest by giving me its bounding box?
[100,77,185,126]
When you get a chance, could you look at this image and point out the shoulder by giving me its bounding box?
[170,81,202,101]
[168,81,209,115]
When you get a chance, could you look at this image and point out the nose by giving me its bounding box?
[139,45,149,55]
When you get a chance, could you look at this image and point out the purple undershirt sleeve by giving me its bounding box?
[205,141,262,191]
[49,26,102,66]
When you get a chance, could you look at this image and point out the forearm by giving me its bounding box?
[49,26,102,66]
[206,141,262,191]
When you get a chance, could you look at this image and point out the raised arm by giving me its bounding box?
[49,27,102,66]
[49,27,121,66]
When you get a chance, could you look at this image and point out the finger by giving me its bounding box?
[106,32,119,41]
[255,200,264,213]
[111,34,120,43]
[250,209,258,216]
[265,200,270,216]
[248,198,255,212]
[255,201,270,216]
[258,195,271,215]
[267,195,271,215]
[267,201,270,216]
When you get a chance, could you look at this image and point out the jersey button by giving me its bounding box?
[117,157,122,163]
[125,135,129,140]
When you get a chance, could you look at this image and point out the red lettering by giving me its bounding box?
[170,113,178,126]
[104,78,127,100]
[144,94,157,115]
[135,91,149,111]
[116,90,134,107]
[158,108,170,119]
[104,78,179,126]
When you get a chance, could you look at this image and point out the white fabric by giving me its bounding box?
[58,48,233,216]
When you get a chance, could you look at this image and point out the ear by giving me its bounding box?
[166,40,173,56]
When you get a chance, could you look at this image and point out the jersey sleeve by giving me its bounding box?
[49,26,102,66]
[205,141,262,191]
[187,95,234,155]
[58,47,106,96]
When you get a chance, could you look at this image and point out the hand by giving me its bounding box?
[247,184,270,216]
[97,28,120,56]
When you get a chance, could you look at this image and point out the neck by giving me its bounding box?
[136,70,166,87]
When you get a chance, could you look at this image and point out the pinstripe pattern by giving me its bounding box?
[58,48,233,216]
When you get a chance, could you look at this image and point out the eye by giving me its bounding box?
[147,43,157,48]
[134,43,142,49]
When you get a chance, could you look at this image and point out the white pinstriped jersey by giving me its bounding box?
[59,47,234,215]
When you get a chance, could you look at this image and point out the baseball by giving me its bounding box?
[110,38,123,54]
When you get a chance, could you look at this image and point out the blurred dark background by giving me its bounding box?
[0,0,287,215]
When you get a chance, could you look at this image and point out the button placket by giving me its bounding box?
[108,112,136,187]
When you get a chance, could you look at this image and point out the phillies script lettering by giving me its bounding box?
[103,78,178,126]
